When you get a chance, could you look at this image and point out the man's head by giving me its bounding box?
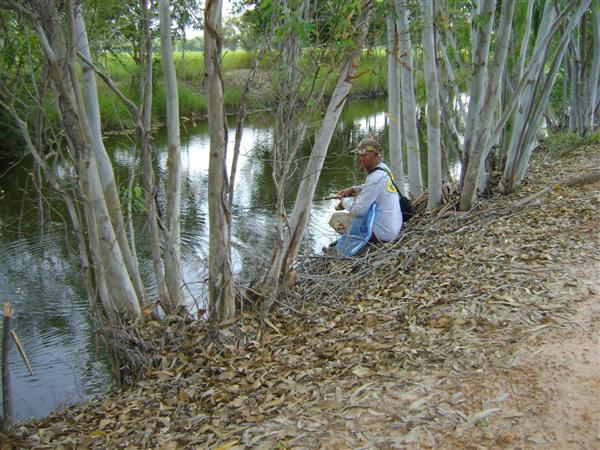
[352,138,381,171]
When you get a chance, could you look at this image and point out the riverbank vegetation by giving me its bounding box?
[2,138,599,448]
[97,49,387,130]
[0,0,599,434]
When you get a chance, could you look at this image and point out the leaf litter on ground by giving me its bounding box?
[2,145,599,449]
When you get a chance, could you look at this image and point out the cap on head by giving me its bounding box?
[351,138,381,157]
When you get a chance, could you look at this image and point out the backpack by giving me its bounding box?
[371,167,416,222]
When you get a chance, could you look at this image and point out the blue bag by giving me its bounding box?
[335,203,377,257]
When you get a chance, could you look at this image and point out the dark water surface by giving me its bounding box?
[0,98,394,422]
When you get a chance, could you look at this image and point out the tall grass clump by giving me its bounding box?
[178,84,206,117]
[104,54,137,83]
[174,51,204,84]
[97,83,135,130]
[545,130,600,157]
[353,50,386,96]
[174,49,255,83]
[222,49,254,70]
[153,83,206,121]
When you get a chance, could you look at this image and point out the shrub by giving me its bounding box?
[174,51,204,84]
[545,130,600,157]
[97,83,134,130]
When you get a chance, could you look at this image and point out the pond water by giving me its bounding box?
[0,97,438,423]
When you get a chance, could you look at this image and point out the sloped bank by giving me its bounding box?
[2,144,599,448]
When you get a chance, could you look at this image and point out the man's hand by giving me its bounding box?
[335,201,344,211]
[337,187,355,198]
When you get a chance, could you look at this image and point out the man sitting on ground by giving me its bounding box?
[329,138,402,244]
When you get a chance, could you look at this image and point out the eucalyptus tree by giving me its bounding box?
[252,0,312,315]
[566,4,600,136]
[204,0,236,321]
[498,0,593,194]
[0,0,143,320]
[459,0,515,210]
[419,0,442,208]
[583,7,600,136]
[255,0,375,315]
[74,6,148,308]
[77,0,175,313]
[394,0,423,199]
[159,0,185,310]
[455,0,593,209]
[139,0,173,311]
[386,1,404,193]
[459,0,495,192]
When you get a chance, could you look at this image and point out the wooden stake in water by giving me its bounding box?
[11,330,33,376]
[2,302,13,431]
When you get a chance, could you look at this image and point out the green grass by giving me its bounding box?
[152,83,206,120]
[174,52,204,84]
[222,49,255,70]
[545,130,600,157]
[97,48,388,130]
[104,54,137,83]
[353,51,387,96]
[97,83,134,130]
[174,50,256,83]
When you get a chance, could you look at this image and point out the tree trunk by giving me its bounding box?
[2,303,13,431]
[569,40,582,132]
[140,0,171,309]
[386,2,404,192]
[253,0,311,316]
[437,31,467,130]
[498,0,592,193]
[395,0,423,199]
[41,0,141,319]
[512,6,590,184]
[460,0,515,211]
[159,0,184,310]
[204,0,235,322]
[259,0,374,317]
[460,0,495,190]
[499,1,556,193]
[582,7,600,135]
[74,7,147,307]
[420,0,442,208]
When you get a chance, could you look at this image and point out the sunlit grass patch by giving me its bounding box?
[104,54,137,82]
[97,83,134,130]
[545,130,600,157]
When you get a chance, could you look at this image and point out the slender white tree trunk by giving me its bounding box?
[461,0,495,189]
[74,8,147,307]
[139,0,171,308]
[64,0,141,319]
[499,0,556,193]
[386,2,404,191]
[259,0,373,316]
[498,0,592,193]
[512,2,591,182]
[437,33,467,129]
[569,41,582,132]
[460,0,515,211]
[159,0,184,310]
[583,7,600,135]
[517,0,535,81]
[395,0,423,199]
[257,0,310,315]
[420,0,442,208]
[204,0,235,321]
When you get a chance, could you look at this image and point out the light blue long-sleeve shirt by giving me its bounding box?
[341,162,402,241]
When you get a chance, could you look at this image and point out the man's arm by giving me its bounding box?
[335,185,361,210]
[336,186,358,198]
[346,172,384,216]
